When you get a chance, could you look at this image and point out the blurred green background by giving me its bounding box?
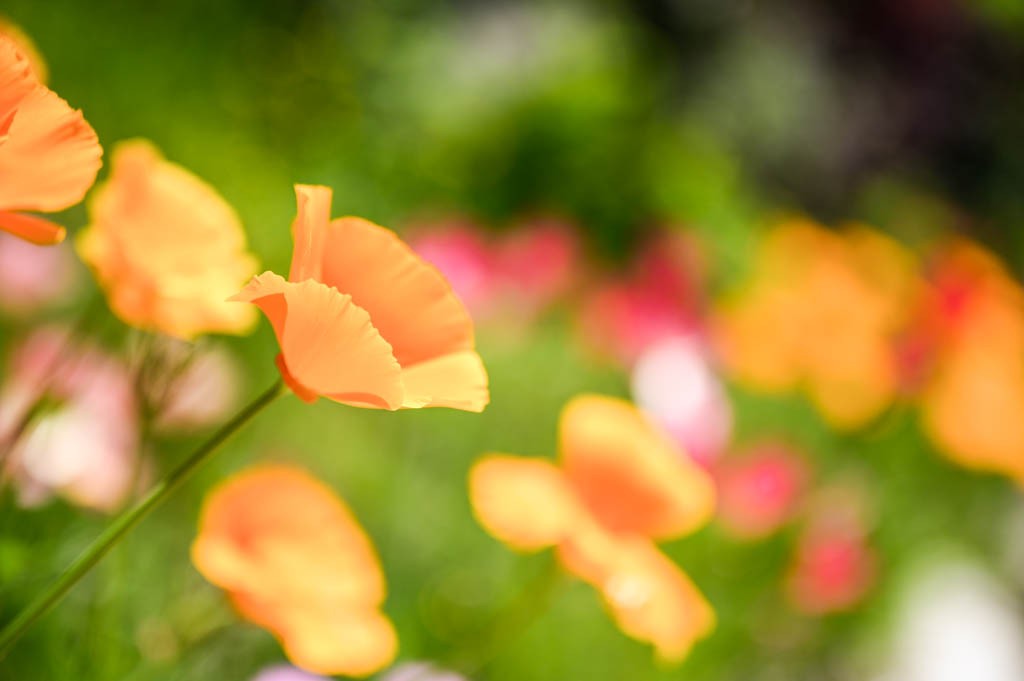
[3,1,1024,680]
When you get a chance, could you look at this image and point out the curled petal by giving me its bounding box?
[0,86,101,212]
[469,455,585,551]
[559,395,715,540]
[233,273,403,409]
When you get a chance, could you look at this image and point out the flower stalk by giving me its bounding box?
[0,379,285,658]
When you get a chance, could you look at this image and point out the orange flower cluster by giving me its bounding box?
[714,218,920,430]
[716,219,1024,484]
[235,185,489,411]
[192,466,396,676]
[0,35,101,245]
[469,395,716,661]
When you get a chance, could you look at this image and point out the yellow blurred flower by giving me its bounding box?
[192,465,396,677]
[918,241,1024,481]
[77,140,258,339]
[714,218,920,430]
[469,395,716,662]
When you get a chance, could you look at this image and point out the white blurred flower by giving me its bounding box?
[379,662,467,681]
[877,558,1024,681]
[630,336,732,464]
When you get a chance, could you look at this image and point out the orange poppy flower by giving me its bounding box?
[714,219,920,430]
[192,465,396,676]
[0,35,101,245]
[234,184,488,411]
[469,394,716,661]
[917,241,1024,481]
[77,139,258,339]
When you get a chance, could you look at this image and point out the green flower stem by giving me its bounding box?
[0,379,285,659]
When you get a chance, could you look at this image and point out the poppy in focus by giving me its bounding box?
[192,465,397,677]
[469,394,716,662]
[235,185,488,411]
[0,35,102,245]
[77,140,259,339]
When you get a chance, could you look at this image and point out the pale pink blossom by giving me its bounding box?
[0,328,139,512]
[630,336,732,465]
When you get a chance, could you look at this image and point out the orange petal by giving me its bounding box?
[0,210,64,245]
[288,192,474,367]
[193,465,396,677]
[400,349,489,411]
[0,35,36,124]
[288,184,331,283]
[278,605,397,677]
[233,272,404,409]
[469,455,586,551]
[193,466,388,602]
[558,531,715,662]
[0,86,101,212]
[559,394,715,540]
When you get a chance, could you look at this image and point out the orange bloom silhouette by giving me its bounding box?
[0,35,101,245]
[77,140,258,339]
[469,395,716,661]
[714,219,920,430]
[234,185,488,411]
[918,241,1024,481]
[192,465,396,676]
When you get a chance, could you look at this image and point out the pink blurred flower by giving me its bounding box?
[380,662,468,681]
[250,665,330,681]
[630,337,732,465]
[153,342,242,432]
[491,217,579,318]
[714,443,809,540]
[0,328,139,512]
[579,230,706,365]
[409,219,495,315]
[786,485,877,615]
[0,231,79,315]
[409,216,580,327]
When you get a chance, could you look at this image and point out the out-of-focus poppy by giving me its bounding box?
[0,328,139,512]
[916,241,1024,481]
[714,219,920,430]
[192,465,397,677]
[235,185,488,411]
[77,140,258,339]
[0,35,101,245]
[714,442,809,540]
[469,394,716,662]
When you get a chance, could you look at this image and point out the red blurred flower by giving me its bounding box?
[579,230,707,366]
[715,443,809,540]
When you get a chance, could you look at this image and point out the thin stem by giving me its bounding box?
[0,379,285,658]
